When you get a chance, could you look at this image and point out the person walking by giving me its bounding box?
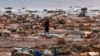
[43,17,50,35]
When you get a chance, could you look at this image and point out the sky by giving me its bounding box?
[0,0,100,9]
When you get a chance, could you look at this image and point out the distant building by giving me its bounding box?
[48,9,65,14]
[5,7,12,15]
[43,9,48,12]
[79,7,87,17]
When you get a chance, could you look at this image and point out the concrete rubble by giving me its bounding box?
[0,8,100,56]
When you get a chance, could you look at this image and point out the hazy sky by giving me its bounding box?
[0,0,100,9]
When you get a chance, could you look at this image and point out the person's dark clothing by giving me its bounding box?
[52,47,58,56]
[44,20,50,33]
[32,49,42,56]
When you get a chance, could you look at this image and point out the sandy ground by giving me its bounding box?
[0,52,11,56]
[0,37,59,56]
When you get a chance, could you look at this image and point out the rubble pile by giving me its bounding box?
[0,9,100,56]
